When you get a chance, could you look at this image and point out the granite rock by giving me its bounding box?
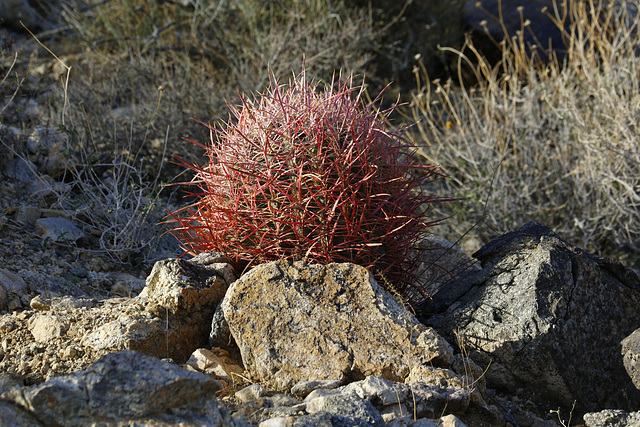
[222,260,454,390]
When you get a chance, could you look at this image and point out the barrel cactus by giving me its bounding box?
[170,71,447,307]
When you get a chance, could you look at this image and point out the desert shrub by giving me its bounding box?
[0,36,170,265]
[63,147,167,264]
[409,0,640,259]
[170,71,448,307]
[59,0,376,90]
[40,0,378,179]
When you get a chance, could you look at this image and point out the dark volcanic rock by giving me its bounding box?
[428,221,640,414]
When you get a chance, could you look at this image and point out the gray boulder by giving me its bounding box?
[0,267,27,310]
[428,222,640,414]
[2,350,242,426]
[0,373,22,395]
[0,400,44,427]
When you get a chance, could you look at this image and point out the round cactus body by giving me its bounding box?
[171,71,446,307]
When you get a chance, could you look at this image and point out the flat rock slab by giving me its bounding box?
[222,260,454,390]
[35,217,84,242]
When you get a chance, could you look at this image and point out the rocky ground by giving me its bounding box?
[3,4,640,425]
[0,28,185,392]
[3,225,639,426]
[1,117,638,425]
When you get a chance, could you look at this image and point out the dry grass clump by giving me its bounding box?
[57,0,465,93]
[58,0,376,90]
[28,0,379,180]
[409,0,640,260]
[0,38,170,265]
[51,146,167,265]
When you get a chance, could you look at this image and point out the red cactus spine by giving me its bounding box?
[170,71,448,307]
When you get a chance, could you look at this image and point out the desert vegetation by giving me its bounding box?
[409,0,640,262]
[1,0,639,274]
[169,71,450,306]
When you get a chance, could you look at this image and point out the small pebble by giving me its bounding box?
[235,383,265,403]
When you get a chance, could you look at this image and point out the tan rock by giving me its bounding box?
[440,414,468,427]
[81,316,166,356]
[0,268,27,310]
[184,347,244,385]
[407,365,471,389]
[79,254,238,363]
[28,314,68,342]
[222,260,454,391]
[29,295,51,311]
[141,252,236,317]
